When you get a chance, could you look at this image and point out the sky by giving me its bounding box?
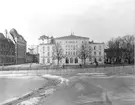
[0,0,134,45]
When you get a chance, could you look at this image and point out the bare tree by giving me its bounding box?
[78,41,91,66]
[52,43,64,66]
[106,35,135,64]
[121,35,135,64]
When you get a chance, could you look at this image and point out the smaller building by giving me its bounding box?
[0,33,15,65]
[89,41,105,64]
[26,53,39,63]
[38,35,54,65]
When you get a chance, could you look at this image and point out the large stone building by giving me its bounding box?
[0,33,15,65]
[55,34,90,65]
[38,34,105,65]
[10,28,27,64]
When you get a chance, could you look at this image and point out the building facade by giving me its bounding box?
[89,41,105,64]
[0,33,15,65]
[10,28,27,64]
[38,35,54,65]
[55,34,89,65]
[38,34,105,65]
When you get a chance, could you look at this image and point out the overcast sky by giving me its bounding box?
[0,0,134,45]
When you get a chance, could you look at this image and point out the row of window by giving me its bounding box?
[93,46,102,50]
[89,57,102,62]
[42,46,50,51]
[94,52,102,55]
[42,58,50,63]
[65,57,78,64]
[0,57,15,63]
[0,51,15,55]
[65,51,78,56]
[42,52,50,56]
[0,44,14,49]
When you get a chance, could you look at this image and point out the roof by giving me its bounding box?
[55,34,89,40]
[9,28,26,42]
[39,35,49,40]
[89,41,104,44]
[0,33,5,39]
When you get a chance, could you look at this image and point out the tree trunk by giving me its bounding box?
[84,59,86,66]
[57,58,59,67]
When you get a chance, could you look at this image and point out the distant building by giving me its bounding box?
[38,34,105,65]
[55,34,89,65]
[27,45,39,54]
[10,28,27,64]
[89,41,105,64]
[0,33,15,65]
[38,35,54,65]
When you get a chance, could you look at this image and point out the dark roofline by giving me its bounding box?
[89,41,104,44]
[55,35,89,40]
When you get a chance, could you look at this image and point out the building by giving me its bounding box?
[9,28,27,64]
[38,35,54,65]
[89,41,105,64]
[55,34,89,65]
[0,33,15,65]
[27,45,39,54]
[38,34,105,65]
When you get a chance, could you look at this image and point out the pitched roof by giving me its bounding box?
[0,33,5,39]
[9,28,26,42]
[55,35,89,40]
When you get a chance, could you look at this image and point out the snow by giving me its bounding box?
[17,97,40,105]
[42,74,69,85]
[0,97,18,105]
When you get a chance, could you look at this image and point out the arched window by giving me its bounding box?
[99,58,102,62]
[70,58,73,63]
[65,58,69,64]
[75,57,78,63]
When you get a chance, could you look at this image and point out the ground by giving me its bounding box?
[0,65,135,105]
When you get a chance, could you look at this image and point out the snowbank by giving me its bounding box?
[42,74,69,85]
[17,97,40,105]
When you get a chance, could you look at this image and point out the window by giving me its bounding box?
[99,46,101,50]
[70,58,73,63]
[94,46,96,50]
[94,52,96,55]
[48,46,50,51]
[68,51,70,55]
[75,58,78,63]
[99,52,101,55]
[73,52,75,56]
[43,46,45,51]
[47,58,50,63]
[73,46,75,50]
[65,58,69,64]
[76,51,78,55]
[48,52,50,56]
